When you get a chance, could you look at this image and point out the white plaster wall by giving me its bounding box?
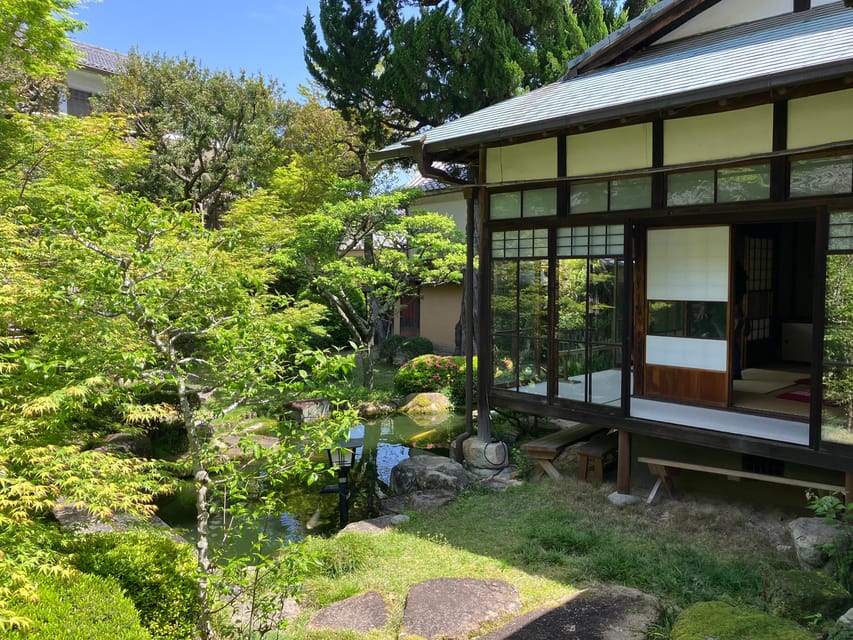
[486,138,557,184]
[664,105,773,165]
[657,0,793,44]
[647,226,730,301]
[646,335,728,371]
[412,189,468,232]
[788,88,853,149]
[66,68,108,95]
[566,123,653,177]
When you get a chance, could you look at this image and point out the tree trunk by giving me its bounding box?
[179,377,213,640]
[361,342,375,389]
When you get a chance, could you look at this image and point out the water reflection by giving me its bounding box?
[156,412,466,555]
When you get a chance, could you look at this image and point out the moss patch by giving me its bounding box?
[671,601,813,640]
[764,569,852,625]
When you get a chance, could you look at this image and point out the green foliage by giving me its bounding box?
[807,491,853,591]
[670,601,813,640]
[0,0,82,114]
[304,0,591,149]
[520,516,605,564]
[66,530,199,640]
[829,622,853,640]
[301,532,379,578]
[237,175,466,387]
[5,573,151,640]
[378,335,434,364]
[393,354,465,395]
[94,52,291,229]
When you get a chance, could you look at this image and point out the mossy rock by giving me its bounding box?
[671,601,813,640]
[764,569,853,625]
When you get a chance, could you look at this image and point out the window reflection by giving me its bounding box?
[822,248,853,446]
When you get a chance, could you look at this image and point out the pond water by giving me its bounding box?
[156,412,466,556]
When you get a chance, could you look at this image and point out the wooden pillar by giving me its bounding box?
[845,471,853,503]
[617,430,632,494]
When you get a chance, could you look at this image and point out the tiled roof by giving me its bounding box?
[72,41,126,74]
[376,3,853,160]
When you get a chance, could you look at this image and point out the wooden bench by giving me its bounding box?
[577,433,618,483]
[638,456,847,504]
[521,423,608,480]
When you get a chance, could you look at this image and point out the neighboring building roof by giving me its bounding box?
[403,172,448,192]
[72,41,126,74]
[376,2,853,160]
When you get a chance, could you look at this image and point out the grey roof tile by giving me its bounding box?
[72,41,126,74]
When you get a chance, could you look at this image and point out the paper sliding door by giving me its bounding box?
[643,226,731,406]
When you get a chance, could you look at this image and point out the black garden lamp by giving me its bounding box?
[326,438,362,527]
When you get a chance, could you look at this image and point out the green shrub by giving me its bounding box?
[378,335,434,364]
[829,622,853,640]
[808,491,853,591]
[66,530,199,640]
[393,354,465,395]
[301,532,378,578]
[6,573,150,640]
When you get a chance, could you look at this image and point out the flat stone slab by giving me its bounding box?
[400,578,520,640]
[340,514,410,534]
[307,590,389,633]
[478,586,661,640]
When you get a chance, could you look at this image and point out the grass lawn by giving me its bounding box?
[283,475,799,639]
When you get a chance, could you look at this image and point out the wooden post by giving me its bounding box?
[617,430,632,494]
[846,471,853,503]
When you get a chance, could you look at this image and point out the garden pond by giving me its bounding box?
[155,412,467,555]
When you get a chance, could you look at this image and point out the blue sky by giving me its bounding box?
[73,0,323,99]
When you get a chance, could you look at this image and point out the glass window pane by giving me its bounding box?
[667,170,715,206]
[686,301,727,339]
[589,259,619,344]
[588,346,622,407]
[717,164,770,203]
[830,211,853,252]
[610,177,652,210]
[822,253,853,446]
[523,188,557,218]
[570,181,608,214]
[606,225,624,255]
[648,301,685,336]
[790,155,853,198]
[557,341,587,401]
[493,335,517,389]
[491,192,521,220]
[491,261,517,334]
[517,260,549,394]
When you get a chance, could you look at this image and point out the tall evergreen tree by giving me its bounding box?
[303,0,588,149]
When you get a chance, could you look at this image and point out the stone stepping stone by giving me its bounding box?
[307,590,389,634]
[477,586,660,640]
[399,578,520,640]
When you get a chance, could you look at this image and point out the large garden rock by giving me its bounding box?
[764,569,853,625]
[399,392,451,415]
[52,499,180,539]
[789,517,847,570]
[399,578,520,640]
[95,432,153,457]
[478,585,660,640]
[286,398,330,424]
[390,454,467,495]
[671,601,813,640]
[308,590,389,634]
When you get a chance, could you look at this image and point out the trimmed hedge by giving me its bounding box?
[378,335,434,364]
[393,354,465,396]
[6,573,150,640]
